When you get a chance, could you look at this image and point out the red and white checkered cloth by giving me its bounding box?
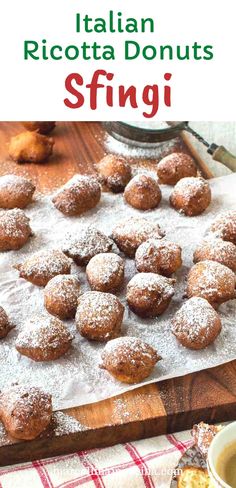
[0,431,193,488]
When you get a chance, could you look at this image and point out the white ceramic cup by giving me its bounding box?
[208,421,236,487]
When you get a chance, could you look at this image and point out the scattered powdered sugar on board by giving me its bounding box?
[0,174,236,410]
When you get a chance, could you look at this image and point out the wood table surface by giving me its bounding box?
[0,121,235,467]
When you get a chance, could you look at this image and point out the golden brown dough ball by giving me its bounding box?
[157,152,197,185]
[193,237,236,272]
[100,337,161,384]
[186,260,236,308]
[112,217,165,258]
[62,226,114,266]
[76,291,124,342]
[86,253,124,293]
[96,154,132,193]
[52,175,101,216]
[0,174,35,209]
[44,275,81,319]
[171,297,222,350]
[124,174,162,210]
[210,210,236,245]
[15,315,74,361]
[0,385,52,440]
[0,307,13,339]
[9,131,54,164]
[135,238,182,276]
[15,249,71,286]
[22,122,56,134]
[126,272,175,318]
[170,177,211,216]
[0,208,32,251]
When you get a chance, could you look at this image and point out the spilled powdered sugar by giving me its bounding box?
[0,174,235,410]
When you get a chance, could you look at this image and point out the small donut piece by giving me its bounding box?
[186,260,236,307]
[171,297,222,350]
[210,210,236,245]
[124,174,162,210]
[135,238,182,276]
[62,227,114,266]
[112,217,164,258]
[0,307,13,339]
[0,208,32,251]
[44,275,81,319]
[127,272,175,318]
[76,291,124,342]
[15,249,71,286]
[191,422,223,458]
[52,175,101,216]
[157,152,197,185]
[170,177,211,216]
[86,253,124,292]
[100,337,161,384]
[193,237,236,272]
[22,122,56,134]
[0,385,52,440]
[9,131,54,164]
[15,315,74,361]
[0,174,35,209]
[96,154,132,193]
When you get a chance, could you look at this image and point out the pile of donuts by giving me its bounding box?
[0,131,236,441]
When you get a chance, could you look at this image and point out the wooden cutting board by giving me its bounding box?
[0,121,236,467]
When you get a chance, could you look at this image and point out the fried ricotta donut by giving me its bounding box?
[15,315,74,361]
[170,177,211,216]
[186,260,236,307]
[22,122,56,134]
[9,131,54,164]
[124,174,162,210]
[76,291,124,342]
[112,217,165,258]
[52,175,101,216]
[0,307,13,339]
[0,174,35,209]
[62,226,114,266]
[0,385,52,440]
[15,249,71,286]
[157,152,197,185]
[135,238,182,276]
[100,337,161,384]
[171,297,222,350]
[210,210,236,245]
[86,253,124,293]
[0,209,32,251]
[44,275,81,319]
[127,273,175,318]
[193,237,236,272]
[96,154,132,193]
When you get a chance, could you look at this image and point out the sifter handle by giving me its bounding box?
[210,145,236,172]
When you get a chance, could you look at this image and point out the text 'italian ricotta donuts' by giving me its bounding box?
[187,260,236,308]
[157,152,197,185]
[193,237,236,272]
[15,315,74,361]
[76,291,124,342]
[22,122,56,134]
[0,307,13,339]
[62,226,114,266]
[135,238,182,276]
[171,297,222,350]
[96,154,132,193]
[0,385,52,440]
[170,177,211,216]
[44,275,81,319]
[0,174,35,209]
[112,217,165,258]
[127,272,175,318]
[100,336,161,384]
[210,210,236,245]
[0,208,32,251]
[86,253,124,292]
[9,131,54,164]
[124,174,162,210]
[52,174,101,216]
[15,249,71,286]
